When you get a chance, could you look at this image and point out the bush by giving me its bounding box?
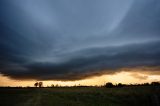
[105,82,114,88]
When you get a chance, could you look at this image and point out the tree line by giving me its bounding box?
[33,81,160,88]
[104,82,160,88]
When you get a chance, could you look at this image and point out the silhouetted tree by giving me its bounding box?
[117,83,124,87]
[143,83,149,86]
[105,82,114,88]
[34,82,39,87]
[55,84,59,87]
[151,82,160,86]
[51,84,55,88]
[39,82,43,87]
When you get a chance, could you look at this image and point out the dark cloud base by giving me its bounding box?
[0,0,160,81]
[1,41,160,80]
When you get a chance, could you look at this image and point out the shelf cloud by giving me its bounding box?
[0,0,160,80]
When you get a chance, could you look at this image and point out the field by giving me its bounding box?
[0,86,160,106]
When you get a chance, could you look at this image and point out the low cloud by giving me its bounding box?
[0,0,160,80]
[1,41,160,80]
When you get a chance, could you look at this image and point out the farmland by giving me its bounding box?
[0,86,160,106]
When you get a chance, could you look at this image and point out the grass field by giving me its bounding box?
[0,86,160,106]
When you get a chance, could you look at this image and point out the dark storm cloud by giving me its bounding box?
[0,0,160,80]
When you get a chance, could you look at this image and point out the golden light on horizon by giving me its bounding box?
[0,68,160,87]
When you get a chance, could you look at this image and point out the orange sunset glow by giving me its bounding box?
[1,1,160,105]
[1,67,160,87]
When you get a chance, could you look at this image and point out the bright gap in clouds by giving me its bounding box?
[0,67,160,87]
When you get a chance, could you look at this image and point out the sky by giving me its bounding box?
[0,0,160,86]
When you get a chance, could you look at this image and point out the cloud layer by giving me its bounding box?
[0,0,160,80]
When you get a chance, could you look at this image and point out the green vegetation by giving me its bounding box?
[0,86,160,106]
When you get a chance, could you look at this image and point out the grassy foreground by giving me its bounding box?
[0,86,160,106]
